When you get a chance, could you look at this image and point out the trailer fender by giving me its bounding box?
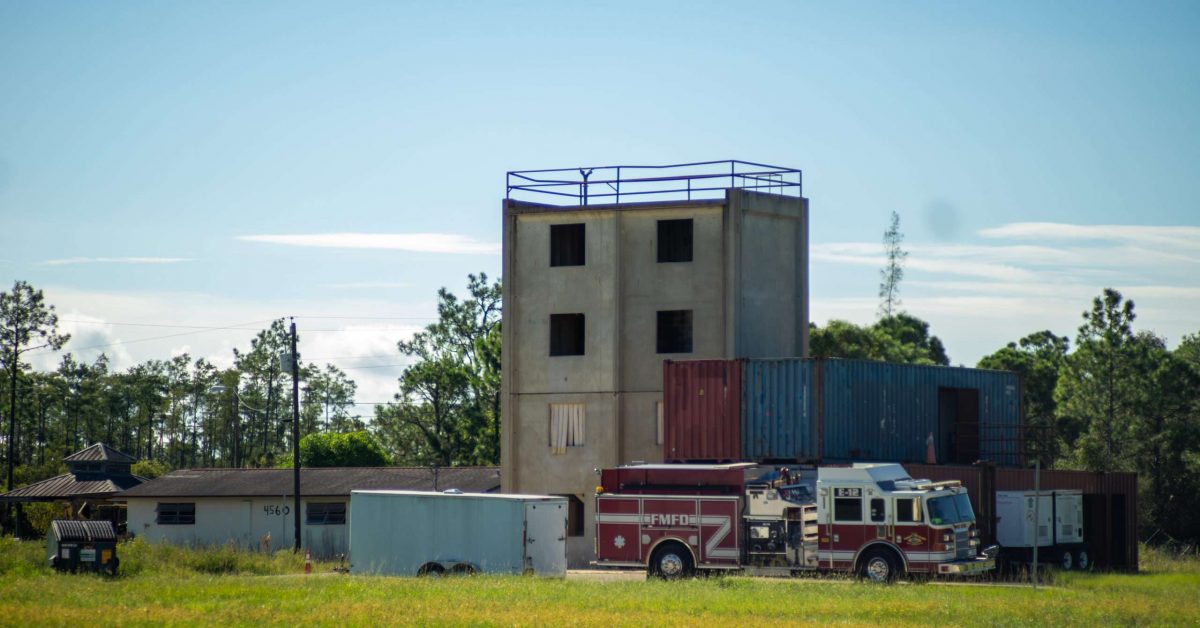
[853,541,908,574]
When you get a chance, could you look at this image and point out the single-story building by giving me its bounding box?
[116,466,501,557]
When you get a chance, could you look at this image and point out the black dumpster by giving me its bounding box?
[47,520,119,575]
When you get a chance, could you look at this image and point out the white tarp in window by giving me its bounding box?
[550,403,585,454]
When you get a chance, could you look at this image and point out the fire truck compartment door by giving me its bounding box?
[524,501,568,576]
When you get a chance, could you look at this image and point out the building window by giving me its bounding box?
[306,502,347,525]
[556,494,585,537]
[896,498,923,523]
[657,219,693,263]
[656,400,664,446]
[656,310,693,354]
[549,403,585,454]
[550,223,585,267]
[550,313,585,356]
[156,502,195,525]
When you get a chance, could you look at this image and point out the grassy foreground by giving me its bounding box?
[2,539,1197,627]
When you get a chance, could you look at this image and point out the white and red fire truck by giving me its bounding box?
[595,462,996,582]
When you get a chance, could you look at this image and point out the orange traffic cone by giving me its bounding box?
[925,432,937,464]
[304,549,312,574]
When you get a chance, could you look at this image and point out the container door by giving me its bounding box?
[524,501,567,576]
[938,387,980,464]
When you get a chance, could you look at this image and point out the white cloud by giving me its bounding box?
[238,233,501,255]
[980,222,1200,252]
[28,311,135,371]
[40,257,194,266]
[320,281,411,289]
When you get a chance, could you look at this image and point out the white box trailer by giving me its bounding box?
[349,490,568,577]
[996,490,1088,570]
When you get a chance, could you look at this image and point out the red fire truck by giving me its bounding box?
[595,462,996,582]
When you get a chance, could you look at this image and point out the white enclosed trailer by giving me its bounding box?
[349,490,568,577]
[995,490,1088,570]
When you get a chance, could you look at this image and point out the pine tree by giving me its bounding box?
[879,211,907,318]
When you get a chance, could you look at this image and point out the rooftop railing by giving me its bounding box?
[506,160,802,206]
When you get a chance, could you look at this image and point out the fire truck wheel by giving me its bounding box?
[1075,549,1090,571]
[1059,551,1073,571]
[859,549,899,584]
[650,544,694,580]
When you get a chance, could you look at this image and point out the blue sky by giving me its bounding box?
[2,1,1198,408]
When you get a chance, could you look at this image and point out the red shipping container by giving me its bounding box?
[663,359,743,462]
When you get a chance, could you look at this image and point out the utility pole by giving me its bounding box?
[290,318,301,552]
[1031,458,1041,589]
[232,391,240,468]
[7,346,16,493]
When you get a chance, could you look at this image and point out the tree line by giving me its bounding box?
[0,284,361,492]
[0,275,501,500]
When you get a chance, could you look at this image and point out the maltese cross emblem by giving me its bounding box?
[614,535,626,549]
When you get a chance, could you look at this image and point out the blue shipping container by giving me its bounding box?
[820,359,1021,465]
[741,359,817,461]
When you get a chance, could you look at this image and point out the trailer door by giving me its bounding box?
[523,501,567,576]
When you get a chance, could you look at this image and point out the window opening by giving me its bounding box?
[657,219,693,263]
[306,502,347,525]
[656,310,693,354]
[549,403,586,453]
[156,502,195,525]
[550,223,586,266]
[550,314,585,356]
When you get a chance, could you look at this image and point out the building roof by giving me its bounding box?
[64,443,136,463]
[0,472,146,502]
[116,467,502,499]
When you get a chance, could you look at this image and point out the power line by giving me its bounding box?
[295,315,436,321]
[58,319,269,331]
[29,318,279,354]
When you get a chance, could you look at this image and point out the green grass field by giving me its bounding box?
[2,538,1197,627]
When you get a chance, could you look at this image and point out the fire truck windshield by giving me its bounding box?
[926,493,976,525]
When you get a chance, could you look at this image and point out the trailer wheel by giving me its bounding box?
[105,557,119,577]
[1059,551,1073,571]
[417,562,445,577]
[650,543,694,580]
[1075,549,1090,571]
[449,563,477,576]
[859,549,899,584]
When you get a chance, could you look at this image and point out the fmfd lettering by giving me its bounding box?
[645,513,692,526]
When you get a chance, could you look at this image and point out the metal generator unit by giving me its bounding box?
[48,520,120,575]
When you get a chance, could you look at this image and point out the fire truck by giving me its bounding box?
[595,462,996,582]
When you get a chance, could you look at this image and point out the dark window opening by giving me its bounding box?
[550,223,586,267]
[557,494,585,537]
[550,314,585,356]
[896,498,923,523]
[156,502,195,525]
[870,498,886,522]
[834,497,862,522]
[306,502,347,525]
[656,310,693,354]
[657,219,693,263]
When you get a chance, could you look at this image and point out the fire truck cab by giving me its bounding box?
[595,462,996,582]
